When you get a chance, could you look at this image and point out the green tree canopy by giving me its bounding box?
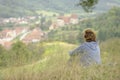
[78,0,99,12]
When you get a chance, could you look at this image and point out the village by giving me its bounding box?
[0,14,87,48]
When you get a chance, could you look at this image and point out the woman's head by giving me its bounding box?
[83,29,96,42]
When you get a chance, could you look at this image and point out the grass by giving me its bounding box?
[0,38,120,80]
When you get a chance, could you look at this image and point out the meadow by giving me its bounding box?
[0,38,119,80]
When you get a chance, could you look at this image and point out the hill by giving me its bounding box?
[0,0,120,18]
[95,0,120,12]
[0,38,120,80]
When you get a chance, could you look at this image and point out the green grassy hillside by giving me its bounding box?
[0,38,120,80]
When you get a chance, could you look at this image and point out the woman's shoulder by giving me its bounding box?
[81,41,99,48]
[84,41,99,44]
[78,43,86,49]
[78,41,99,49]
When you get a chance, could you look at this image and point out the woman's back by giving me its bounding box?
[69,28,101,66]
[79,42,101,66]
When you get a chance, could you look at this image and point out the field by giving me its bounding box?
[0,38,120,80]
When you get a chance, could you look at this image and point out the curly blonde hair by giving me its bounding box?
[83,29,96,42]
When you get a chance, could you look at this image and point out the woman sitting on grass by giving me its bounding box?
[69,29,101,66]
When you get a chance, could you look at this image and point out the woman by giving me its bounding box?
[69,29,101,66]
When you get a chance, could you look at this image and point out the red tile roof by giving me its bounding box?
[58,16,71,24]
[22,28,44,42]
[70,14,78,19]
[15,27,27,35]
[3,41,12,48]
[0,29,12,38]
[57,14,78,24]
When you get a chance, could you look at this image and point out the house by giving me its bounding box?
[0,29,15,41]
[0,39,12,48]
[3,19,10,23]
[49,23,58,30]
[3,41,12,49]
[70,14,79,24]
[57,18,65,27]
[57,14,79,26]
[79,18,89,23]
[14,27,27,35]
[0,39,4,46]
[18,21,28,24]
[16,17,28,24]
[6,30,16,39]
[22,28,45,43]
[0,27,28,42]
[57,16,71,26]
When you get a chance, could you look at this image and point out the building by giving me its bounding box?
[0,29,15,41]
[70,14,79,24]
[49,23,58,30]
[57,14,79,26]
[22,28,45,43]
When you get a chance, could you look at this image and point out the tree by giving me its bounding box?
[78,0,99,12]
[0,45,7,67]
[10,41,31,66]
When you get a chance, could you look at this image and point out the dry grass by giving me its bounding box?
[0,39,120,80]
[1,63,119,80]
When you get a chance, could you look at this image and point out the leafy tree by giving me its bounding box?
[10,41,32,66]
[78,0,99,12]
[42,20,52,31]
[0,45,7,67]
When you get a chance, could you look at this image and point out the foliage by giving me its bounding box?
[0,41,45,68]
[9,41,32,66]
[0,22,15,30]
[0,45,7,67]
[78,0,98,12]
[0,0,78,17]
[94,7,120,41]
[0,0,120,17]
[40,17,52,31]
[47,25,80,44]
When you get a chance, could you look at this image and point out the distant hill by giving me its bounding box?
[0,0,120,18]
[95,0,120,12]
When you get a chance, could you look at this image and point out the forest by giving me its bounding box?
[0,0,120,17]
